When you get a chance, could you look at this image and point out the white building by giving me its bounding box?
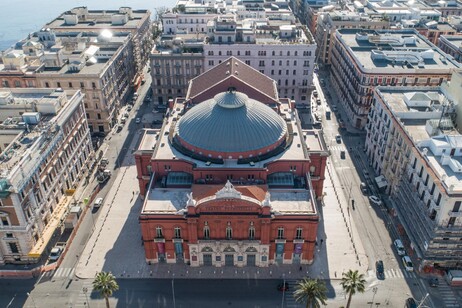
[0,89,94,264]
[151,0,316,105]
[365,71,462,268]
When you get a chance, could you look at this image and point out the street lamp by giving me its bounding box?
[281,273,286,308]
[172,273,176,308]
[369,287,378,308]
[83,287,90,308]
[26,292,37,308]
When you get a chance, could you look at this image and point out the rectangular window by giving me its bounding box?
[277,227,284,239]
[453,201,461,213]
[156,227,163,238]
[295,228,303,240]
[174,227,181,239]
[226,226,232,240]
[1,217,9,226]
[8,242,19,254]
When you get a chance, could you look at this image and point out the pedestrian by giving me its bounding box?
[132,191,135,196]
[315,240,318,246]
[299,266,302,272]
[320,238,324,245]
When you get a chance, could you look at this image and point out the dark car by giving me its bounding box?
[428,277,438,287]
[405,298,417,308]
[277,282,289,291]
[376,260,384,279]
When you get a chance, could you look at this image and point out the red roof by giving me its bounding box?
[192,184,267,202]
[186,57,278,104]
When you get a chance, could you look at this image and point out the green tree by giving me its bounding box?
[92,271,119,308]
[340,270,366,308]
[293,278,328,308]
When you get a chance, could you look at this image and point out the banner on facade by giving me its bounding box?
[276,243,284,254]
[294,243,303,254]
[157,242,165,254]
[175,242,183,254]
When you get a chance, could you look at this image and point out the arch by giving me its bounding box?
[201,246,213,252]
[223,246,236,252]
[245,246,258,252]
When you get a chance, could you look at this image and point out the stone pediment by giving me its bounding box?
[215,180,242,199]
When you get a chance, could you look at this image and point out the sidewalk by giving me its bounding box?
[75,138,368,281]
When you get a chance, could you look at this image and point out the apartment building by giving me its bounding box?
[315,10,390,65]
[365,72,462,268]
[438,35,462,63]
[330,29,460,128]
[151,0,316,106]
[0,7,152,134]
[44,7,152,84]
[0,89,93,264]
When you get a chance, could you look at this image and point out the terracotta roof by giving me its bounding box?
[192,184,267,203]
[186,57,278,103]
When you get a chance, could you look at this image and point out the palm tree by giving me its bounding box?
[293,278,328,308]
[340,270,366,308]
[92,271,119,308]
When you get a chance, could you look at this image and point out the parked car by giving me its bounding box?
[127,105,133,111]
[428,277,439,287]
[360,182,368,194]
[394,239,406,256]
[376,260,384,279]
[405,298,417,308]
[313,90,318,97]
[49,246,63,262]
[94,197,104,208]
[340,150,346,159]
[116,125,123,133]
[338,119,345,129]
[369,195,382,206]
[316,98,321,105]
[277,282,289,291]
[335,134,342,143]
[135,117,141,124]
[402,256,414,271]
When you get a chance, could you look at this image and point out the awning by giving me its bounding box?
[28,196,70,258]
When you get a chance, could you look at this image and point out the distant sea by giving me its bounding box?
[0,0,177,51]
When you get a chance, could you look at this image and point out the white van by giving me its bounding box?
[94,197,103,208]
[394,239,406,256]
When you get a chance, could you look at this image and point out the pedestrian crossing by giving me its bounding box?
[329,145,346,152]
[74,281,94,308]
[41,267,75,279]
[438,282,461,308]
[284,280,301,308]
[366,268,417,279]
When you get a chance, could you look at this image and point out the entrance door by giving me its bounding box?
[293,253,301,264]
[225,254,234,266]
[247,254,256,266]
[203,254,212,266]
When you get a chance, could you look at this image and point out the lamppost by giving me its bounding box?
[172,273,176,308]
[83,287,90,308]
[26,292,37,308]
[369,287,378,308]
[281,273,286,308]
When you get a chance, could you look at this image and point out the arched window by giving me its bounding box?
[226,222,232,240]
[204,221,210,239]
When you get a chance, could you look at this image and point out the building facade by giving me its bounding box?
[0,89,94,264]
[365,72,462,268]
[330,29,460,128]
[438,35,462,63]
[0,7,152,134]
[151,0,316,106]
[136,58,328,267]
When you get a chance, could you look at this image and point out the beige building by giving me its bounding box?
[0,88,94,264]
[0,7,152,134]
[365,72,462,268]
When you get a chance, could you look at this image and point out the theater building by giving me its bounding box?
[135,57,328,267]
